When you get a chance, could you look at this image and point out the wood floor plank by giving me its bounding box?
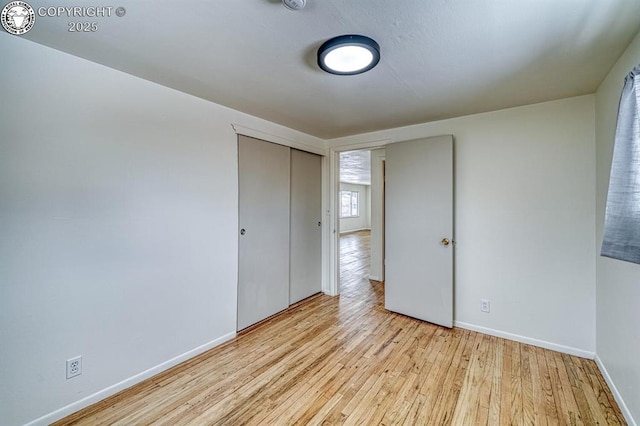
[582,358,626,425]
[546,347,571,426]
[305,391,344,426]
[521,343,537,425]
[449,331,485,425]
[535,345,559,424]
[563,353,597,425]
[428,329,473,424]
[487,337,504,426]
[53,231,627,426]
[510,341,524,425]
[379,372,418,425]
[499,336,513,426]
[464,333,492,425]
[554,351,583,424]
[474,334,495,426]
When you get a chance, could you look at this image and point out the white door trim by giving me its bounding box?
[231,123,325,155]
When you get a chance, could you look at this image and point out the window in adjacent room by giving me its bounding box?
[340,190,359,218]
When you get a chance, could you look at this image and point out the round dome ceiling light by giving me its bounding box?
[282,0,306,10]
[317,35,380,75]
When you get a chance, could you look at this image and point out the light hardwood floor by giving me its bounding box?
[55,230,626,425]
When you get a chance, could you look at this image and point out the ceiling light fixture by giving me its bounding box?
[317,35,380,75]
[282,0,306,11]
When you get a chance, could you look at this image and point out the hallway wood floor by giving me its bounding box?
[56,230,625,425]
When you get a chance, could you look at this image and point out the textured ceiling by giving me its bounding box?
[20,0,640,139]
[340,151,371,185]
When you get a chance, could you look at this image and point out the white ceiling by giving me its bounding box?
[22,0,640,139]
[340,151,371,185]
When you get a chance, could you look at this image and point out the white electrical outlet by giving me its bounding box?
[480,299,490,313]
[66,356,82,379]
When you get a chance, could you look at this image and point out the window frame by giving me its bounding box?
[340,190,360,218]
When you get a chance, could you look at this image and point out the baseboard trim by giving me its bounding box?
[339,228,371,235]
[368,275,381,282]
[595,355,637,426]
[454,321,595,359]
[25,331,236,426]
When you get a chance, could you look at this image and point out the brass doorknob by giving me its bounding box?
[441,238,450,246]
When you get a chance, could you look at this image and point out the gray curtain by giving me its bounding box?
[601,64,640,264]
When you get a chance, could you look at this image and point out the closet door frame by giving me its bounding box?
[235,128,326,331]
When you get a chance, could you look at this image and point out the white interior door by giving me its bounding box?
[289,149,322,304]
[384,135,454,328]
[238,136,290,331]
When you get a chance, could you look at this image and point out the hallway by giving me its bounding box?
[339,230,380,301]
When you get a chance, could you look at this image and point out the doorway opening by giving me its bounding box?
[330,135,454,328]
[338,149,385,297]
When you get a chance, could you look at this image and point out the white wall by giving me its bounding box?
[595,29,640,426]
[339,183,370,233]
[0,34,323,426]
[329,95,597,356]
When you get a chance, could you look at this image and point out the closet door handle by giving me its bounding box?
[240,229,246,235]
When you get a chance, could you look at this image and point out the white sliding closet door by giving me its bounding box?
[290,149,322,304]
[237,136,290,331]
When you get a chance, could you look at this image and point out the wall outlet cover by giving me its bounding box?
[66,356,82,379]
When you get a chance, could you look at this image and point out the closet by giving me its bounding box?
[237,135,322,331]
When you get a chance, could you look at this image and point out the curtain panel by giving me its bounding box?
[601,64,640,264]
